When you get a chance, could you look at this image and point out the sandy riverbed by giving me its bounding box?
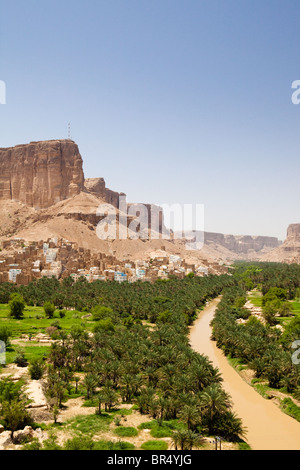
[189,298,300,450]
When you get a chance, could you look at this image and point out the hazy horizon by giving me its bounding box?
[1,0,300,241]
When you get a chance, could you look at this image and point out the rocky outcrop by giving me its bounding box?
[258,224,300,263]
[204,232,281,255]
[286,224,300,242]
[0,140,85,209]
[84,177,124,209]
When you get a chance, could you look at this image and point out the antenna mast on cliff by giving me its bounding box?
[68,123,71,140]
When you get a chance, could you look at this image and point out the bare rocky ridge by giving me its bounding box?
[203,232,281,261]
[178,230,281,262]
[204,232,280,255]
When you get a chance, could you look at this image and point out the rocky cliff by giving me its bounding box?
[286,224,300,242]
[0,139,293,267]
[84,177,124,209]
[204,232,281,255]
[260,224,300,263]
[0,140,85,209]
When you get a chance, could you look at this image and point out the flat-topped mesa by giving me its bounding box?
[204,231,281,254]
[0,140,85,209]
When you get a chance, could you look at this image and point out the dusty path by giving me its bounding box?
[189,298,300,450]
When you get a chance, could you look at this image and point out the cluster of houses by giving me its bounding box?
[0,237,225,286]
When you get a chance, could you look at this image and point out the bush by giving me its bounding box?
[141,440,169,450]
[150,426,173,438]
[93,440,135,450]
[45,326,58,339]
[93,319,115,333]
[14,347,27,367]
[43,302,55,319]
[0,325,12,346]
[35,314,45,320]
[59,310,66,319]
[91,306,114,321]
[50,320,61,330]
[9,293,25,319]
[64,436,95,450]
[64,436,135,451]
[22,438,42,450]
[28,358,44,380]
[114,426,138,437]
[281,398,300,422]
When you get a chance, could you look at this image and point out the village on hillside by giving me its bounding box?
[0,238,228,286]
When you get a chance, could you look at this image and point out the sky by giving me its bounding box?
[0,0,300,240]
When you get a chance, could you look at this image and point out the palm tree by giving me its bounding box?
[84,373,98,400]
[185,430,205,450]
[179,403,200,431]
[199,384,231,435]
[171,430,188,451]
[96,391,106,415]
[171,430,204,450]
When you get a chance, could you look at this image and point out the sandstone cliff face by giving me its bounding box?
[258,224,300,263]
[286,224,300,242]
[84,177,123,209]
[0,140,85,209]
[204,232,280,254]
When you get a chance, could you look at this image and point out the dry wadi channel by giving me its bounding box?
[190,298,300,451]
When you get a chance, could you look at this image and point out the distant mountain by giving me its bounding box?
[175,230,281,262]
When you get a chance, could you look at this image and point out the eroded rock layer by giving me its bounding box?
[0,140,85,209]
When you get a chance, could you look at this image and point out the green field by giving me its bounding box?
[248,291,263,307]
[0,304,96,336]
[291,301,300,315]
[0,303,97,366]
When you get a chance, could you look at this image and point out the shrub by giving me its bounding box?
[114,416,122,426]
[93,319,115,333]
[64,436,95,450]
[14,347,27,367]
[22,438,42,450]
[45,326,58,339]
[141,440,169,450]
[50,320,61,330]
[93,440,135,450]
[28,358,44,380]
[0,325,12,346]
[43,302,55,319]
[35,314,44,320]
[114,426,138,437]
[9,293,25,319]
[59,310,66,319]
[281,398,300,422]
[91,306,114,321]
[150,426,173,438]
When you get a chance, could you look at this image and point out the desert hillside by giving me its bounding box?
[0,139,292,285]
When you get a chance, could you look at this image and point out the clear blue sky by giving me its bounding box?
[1,0,300,240]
